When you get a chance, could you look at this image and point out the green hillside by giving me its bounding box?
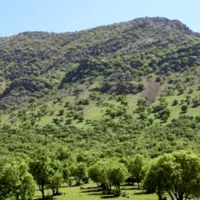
[3,17,200,200]
[1,17,200,157]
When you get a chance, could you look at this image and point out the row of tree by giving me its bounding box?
[1,150,200,200]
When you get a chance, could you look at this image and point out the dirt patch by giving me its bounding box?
[138,75,160,103]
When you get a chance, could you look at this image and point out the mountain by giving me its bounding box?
[1,17,200,108]
[1,17,200,157]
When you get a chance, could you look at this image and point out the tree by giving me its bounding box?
[0,157,36,200]
[195,116,200,123]
[136,98,147,113]
[71,163,87,185]
[89,162,109,186]
[48,159,64,196]
[30,149,52,200]
[108,163,128,195]
[56,147,70,161]
[62,164,70,186]
[128,155,145,187]
[138,82,144,91]
[16,172,36,200]
[144,151,200,200]
[155,108,170,122]
[57,109,64,116]
[152,98,170,122]
[192,95,200,107]
[181,105,188,113]
[49,171,63,195]
[0,159,14,200]
[172,99,178,106]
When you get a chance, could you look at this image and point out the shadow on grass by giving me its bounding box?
[101,195,118,199]
[134,191,149,195]
[87,192,102,196]
[121,187,140,191]
[80,188,102,196]
[81,189,101,193]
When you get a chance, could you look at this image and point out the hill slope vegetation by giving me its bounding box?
[1,17,200,158]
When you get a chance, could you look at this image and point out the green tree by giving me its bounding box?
[62,164,70,186]
[30,149,52,200]
[155,108,170,122]
[181,105,188,113]
[172,99,178,106]
[144,151,200,200]
[128,155,145,187]
[71,163,87,185]
[89,162,109,186]
[0,159,14,199]
[108,163,128,195]
[0,158,36,200]
[49,171,63,195]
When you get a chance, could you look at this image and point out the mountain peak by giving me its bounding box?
[131,17,193,34]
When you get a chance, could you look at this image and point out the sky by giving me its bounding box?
[1,0,200,37]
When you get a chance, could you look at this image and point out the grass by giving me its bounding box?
[34,185,157,200]
[2,84,200,128]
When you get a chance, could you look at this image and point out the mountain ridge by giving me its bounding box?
[1,16,200,109]
[11,16,200,37]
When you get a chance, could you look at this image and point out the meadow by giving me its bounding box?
[34,185,157,200]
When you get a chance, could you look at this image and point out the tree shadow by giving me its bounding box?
[101,195,118,199]
[81,189,101,193]
[121,183,136,187]
[121,187,140,191]
[134,191,149,195]
[80,187,102,197]
[87,192,102,196]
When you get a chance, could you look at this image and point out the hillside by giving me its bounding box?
[0,17,200,107]
[1,17,200,158]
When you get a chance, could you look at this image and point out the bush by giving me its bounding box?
[155,76,161,82]
[172,99,178,106]
[77,99,89,105]
[181,105,188,113]
[57,109,64,116]
[66,118,72,125]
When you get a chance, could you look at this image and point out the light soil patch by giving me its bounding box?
[138,75,160,103]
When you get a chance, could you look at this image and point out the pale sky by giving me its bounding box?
[1,0,200,36]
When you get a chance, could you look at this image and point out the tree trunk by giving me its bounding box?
[109,183,112,190]
[76,177,80,185]
[115,186,121,196]
[68,179,71,187]
[41,183,45,200]
[56,188,59,195]
[177,194,183,200]
[157,189,164,200]
[51,188,55,196]
[16,194,19,200]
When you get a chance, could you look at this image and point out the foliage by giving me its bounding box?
[0,157,36,200]
[30,149,52,199]
[128,155,146,187]
[108,163,128,193]
[144,151,200,200]
[71,163,87,185]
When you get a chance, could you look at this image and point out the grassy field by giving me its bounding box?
[34,185,157,200]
